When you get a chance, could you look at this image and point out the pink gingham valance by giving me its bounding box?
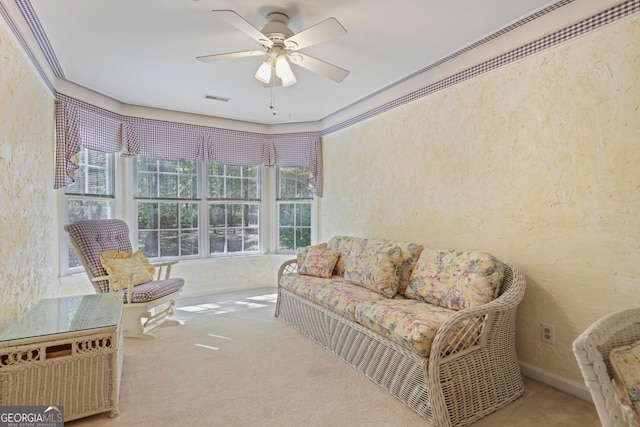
[54,95,323,195]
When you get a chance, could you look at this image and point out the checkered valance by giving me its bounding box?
[54,95,323,195]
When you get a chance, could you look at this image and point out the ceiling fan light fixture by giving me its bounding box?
[275,54,296,87]
[255,58,273,84]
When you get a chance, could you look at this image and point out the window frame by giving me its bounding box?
[60,155,318,278]
[59,148,119,276]
[274,166,316,254]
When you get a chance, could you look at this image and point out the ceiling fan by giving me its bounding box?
[197,10,349,87]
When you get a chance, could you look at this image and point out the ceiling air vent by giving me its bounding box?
[203,94,230,102]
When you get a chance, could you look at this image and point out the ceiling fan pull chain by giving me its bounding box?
[270,83,277,115]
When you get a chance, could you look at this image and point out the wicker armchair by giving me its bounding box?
[573,307,640,427]
[65,219,185,340]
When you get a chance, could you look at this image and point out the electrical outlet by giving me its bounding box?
[540,323,555,344]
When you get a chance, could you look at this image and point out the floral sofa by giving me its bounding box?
[275,236,527,427]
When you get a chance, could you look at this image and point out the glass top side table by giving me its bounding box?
[0,293,124,421]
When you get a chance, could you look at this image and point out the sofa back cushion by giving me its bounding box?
[327,236,423,295]
[406,249,505,310]
[327,236,359,276]
[343,238,402,298]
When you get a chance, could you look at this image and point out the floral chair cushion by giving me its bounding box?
[344,239,402,298]
[299,247,340,278]
[611,341,640,426]
[406,249,505,311]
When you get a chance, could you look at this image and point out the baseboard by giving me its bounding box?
[519,361,592,403]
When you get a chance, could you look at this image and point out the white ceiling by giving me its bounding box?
[18,0,564,125]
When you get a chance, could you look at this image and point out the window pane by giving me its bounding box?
[296,228,311,248]
[138,231,159,258]
[227,165,242,177]
[67,200,110,222]
[210,229,225,253]
[279,227,295,251]
[159,160,178,173]
[227,229,243,252]
[227,204,243,227]
[66,149,110,196]
[138,203,158,229]
[227,178,242,198]
[210,204,226,227]
[180,230,199,256]
[244,228,259,251]
[159,173,178,198]
[137,156,157,172]
[245,204,259,227]
[137,172,157,198]
[244,178,257,199]
[279,166,312,199]
[279,204,294,226]
[180,203,198,228]
[208,162,224,176]
[159,203,178,229]
[209,176,224,199]
[296,203,311,226]
[160,230,179,257]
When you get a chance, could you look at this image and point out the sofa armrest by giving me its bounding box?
[428,261,526,361]
[277,259,298,284]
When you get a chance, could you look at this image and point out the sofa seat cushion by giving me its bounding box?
[355,299,456,357]
[306,281,386,321]
[280,273,345,299]
[406,249,505,311]
[123,277,185,303]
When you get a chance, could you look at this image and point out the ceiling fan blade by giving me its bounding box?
[197,50,266,63]
[285,18,347,50]
[288,53,349,83]
[211,10,273,48]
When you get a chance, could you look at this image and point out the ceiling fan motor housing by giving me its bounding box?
[261,12,294,45]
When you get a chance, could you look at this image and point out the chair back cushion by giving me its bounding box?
[66,219,133,293]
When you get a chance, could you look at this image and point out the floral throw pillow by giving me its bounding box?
[296,243,328,271]
[406,249,505,311]
[299,246,340,278]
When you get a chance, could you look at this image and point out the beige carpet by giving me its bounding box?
[67,288,599,427]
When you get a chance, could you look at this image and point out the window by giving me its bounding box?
[64,148,114,270]
[135,158,199,258]
[277,166,313,252]
[207,162,260,255]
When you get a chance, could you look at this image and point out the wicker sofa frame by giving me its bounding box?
[275,258,527,427]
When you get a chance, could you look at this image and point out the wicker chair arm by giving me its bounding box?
[91,273,135,303]
[150,260,178,280]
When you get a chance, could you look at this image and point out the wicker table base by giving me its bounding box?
[0,293,123,422]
